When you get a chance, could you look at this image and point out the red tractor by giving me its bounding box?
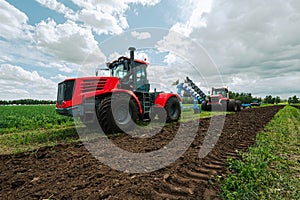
[201,87,241,112]
[56,47,181,134]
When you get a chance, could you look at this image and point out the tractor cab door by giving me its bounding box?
[134,64,150,92]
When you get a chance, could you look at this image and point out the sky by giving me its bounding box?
[0,0,299,100]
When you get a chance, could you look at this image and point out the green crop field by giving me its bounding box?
[0,105,74,134]
[0,105,77,154]
[0,105,231,154]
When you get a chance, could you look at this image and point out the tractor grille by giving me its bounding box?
[57,80,75,105]
[81,79,107,93]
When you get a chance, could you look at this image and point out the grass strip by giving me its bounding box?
[220,105,300,199]
[0,126,79,154]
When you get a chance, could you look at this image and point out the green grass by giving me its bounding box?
[220,105,300,200]
[259,103,283,107]
[180,109,230,122]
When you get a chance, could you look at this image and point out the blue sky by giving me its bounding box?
[0,0,299,100]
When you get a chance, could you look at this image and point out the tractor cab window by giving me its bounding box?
[112,63,127,78]
[136,65,146,84]
[134,64,149,92]
[213,89,227,98]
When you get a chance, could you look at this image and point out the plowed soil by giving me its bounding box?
[0,106,283,200]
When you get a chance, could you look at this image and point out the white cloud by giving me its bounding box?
[163,0,300,98]
[170,0,213,36]
[35,0,75,18]
[69,0,161,35]
[226,72,300,99]
[0,64,57,100]
[0,0,32,40]
[35,19,106,65]
[50,74,72,82]
[131,31,151,40]
[157,31,219,79]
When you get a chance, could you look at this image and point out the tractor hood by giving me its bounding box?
[56,76,120,109]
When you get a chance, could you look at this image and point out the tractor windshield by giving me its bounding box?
[212,89,227,98]
[112,63,127,78]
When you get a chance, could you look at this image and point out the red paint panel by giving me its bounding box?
[154,93,181,107]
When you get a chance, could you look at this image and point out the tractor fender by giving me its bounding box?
[154,93,182,108]
[111,89,143,115]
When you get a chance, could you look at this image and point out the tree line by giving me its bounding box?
[288,95,299,104]
[0,99,56,105]
[1,95,298,105]
[229,92,257,104]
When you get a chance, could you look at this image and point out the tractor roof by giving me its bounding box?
[123,56,148,64]
[107,56,148,69]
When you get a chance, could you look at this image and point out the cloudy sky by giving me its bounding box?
[0,0,299,100]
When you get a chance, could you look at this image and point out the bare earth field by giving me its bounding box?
[0,106,283,199]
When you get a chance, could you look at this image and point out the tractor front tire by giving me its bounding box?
[97,95,138,134]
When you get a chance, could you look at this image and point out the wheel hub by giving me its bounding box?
[114,105,131,125]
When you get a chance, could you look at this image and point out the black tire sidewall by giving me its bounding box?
[165,97,181,122]
[97,95,138,134]
[111,96,138,132]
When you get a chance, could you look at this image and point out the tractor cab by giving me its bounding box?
[211,87,229,98]
[107,48,150,93]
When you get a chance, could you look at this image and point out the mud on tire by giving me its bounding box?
[97,94,138,134]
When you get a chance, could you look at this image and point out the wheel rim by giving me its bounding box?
[114,104,131,125]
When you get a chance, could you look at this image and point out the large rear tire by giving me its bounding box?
[220,101,228,111]
[228,100,237,112]
[97,95,138,134]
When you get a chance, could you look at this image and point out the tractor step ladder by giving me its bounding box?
[142,93,151,117]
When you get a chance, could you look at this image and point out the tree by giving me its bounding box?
[287,95,299,104]
[264,95,275,104]
[0,99,56,105]
[292,95,299,104]
[275,96,280,104]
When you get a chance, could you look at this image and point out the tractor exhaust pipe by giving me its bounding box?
[128,47,136,67]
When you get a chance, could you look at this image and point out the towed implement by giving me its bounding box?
[56,47,181,134]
